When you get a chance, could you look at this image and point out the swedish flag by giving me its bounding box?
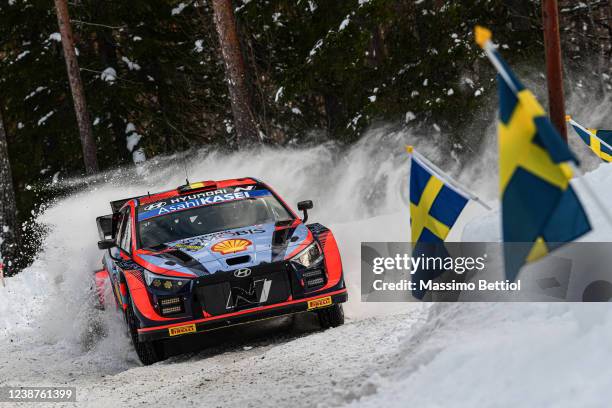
[476,26,591,281]
[409,148,469,299]
[409,151,469,243]
[567,116,612,162]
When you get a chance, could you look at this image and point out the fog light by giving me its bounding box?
[158,297,184,315]
[303,270,323,279]
[161,305,183,315]
[305,277,325,287]
[160,297,181,306]
[302,268,326,289]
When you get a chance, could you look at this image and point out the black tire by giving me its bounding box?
[317,304,345,329]
[126,302,163,365]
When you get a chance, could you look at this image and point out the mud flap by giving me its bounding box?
[94,269,109,310]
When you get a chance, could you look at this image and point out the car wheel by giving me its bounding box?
[126,302,164,365]
[317,304,344,329]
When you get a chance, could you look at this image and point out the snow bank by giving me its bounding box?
[345,138,612,407]
[348,302,612,408]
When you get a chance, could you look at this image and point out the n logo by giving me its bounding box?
[226,279,272,309]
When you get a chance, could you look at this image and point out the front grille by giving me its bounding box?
[194,265,292,316]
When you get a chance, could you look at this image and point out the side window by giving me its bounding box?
[120,213,133,253]
[114,211,126,247]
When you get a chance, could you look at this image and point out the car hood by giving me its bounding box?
[134,221,312,277]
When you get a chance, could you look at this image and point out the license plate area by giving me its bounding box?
[195,269,291,316]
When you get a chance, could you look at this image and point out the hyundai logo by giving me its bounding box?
[144,201,166,211]
[234,268,252,278]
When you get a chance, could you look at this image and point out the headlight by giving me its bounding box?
[291,242,323,268]
[143,270,190,292]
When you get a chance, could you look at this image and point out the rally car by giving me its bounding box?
[94,177,347,365]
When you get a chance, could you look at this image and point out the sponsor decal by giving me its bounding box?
[140,186,257,210]
[113,281,123,307]
[198,228,265,242]
[144,201,166,211]
[234,186,256,192]
[211,239,252,255]
[307,296,332,310]
[173,243,204,251]
[115,259,144,272]
[226,278,273,309]
[168,189,228,204]
[138,189,270,221]
[168,323,196,336]
[166,228,266,253]
[234,268,252,278]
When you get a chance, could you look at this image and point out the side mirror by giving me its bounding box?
[297,200,313,224]
[98,239,116,250]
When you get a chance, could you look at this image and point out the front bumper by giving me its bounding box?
[137,288,348,342]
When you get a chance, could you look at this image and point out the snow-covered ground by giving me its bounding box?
[2,119,612,407]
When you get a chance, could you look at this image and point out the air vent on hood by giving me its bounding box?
[226,255,251,266]
[164,250,194,263]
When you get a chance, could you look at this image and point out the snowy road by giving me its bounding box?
[0,298,425,407]
[76,311,423,407]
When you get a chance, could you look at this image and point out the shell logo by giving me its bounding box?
[211,239,252,255]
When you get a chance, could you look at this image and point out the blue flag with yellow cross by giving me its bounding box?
[409,151,469,243]
[567,116,612,163]
[476,26,592,282]
[408,146,471,299]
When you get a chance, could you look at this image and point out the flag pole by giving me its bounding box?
[475,27,518,94]
[406,146,492,210]
[542,0,568,142]
[566,115,612,154]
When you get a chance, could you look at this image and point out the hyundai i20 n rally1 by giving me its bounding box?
[94,178,347,364]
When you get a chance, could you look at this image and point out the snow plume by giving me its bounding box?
[0,126,469,401]
[0,125,450,374]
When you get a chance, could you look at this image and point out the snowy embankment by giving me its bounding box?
[2,121,612,407]
[347,163,612,407]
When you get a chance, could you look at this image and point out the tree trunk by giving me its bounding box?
[324,93,342,135]
[211,0,259,146]
[0,108,19,275]
[542,0,567,141]
[54,0,99,174]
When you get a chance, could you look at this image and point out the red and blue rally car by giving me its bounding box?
[94,178,347,364]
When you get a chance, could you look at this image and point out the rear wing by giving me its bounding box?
[96,214,113,240]
[110,196,145,214]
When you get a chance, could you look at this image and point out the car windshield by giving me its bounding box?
[138,195,293,248]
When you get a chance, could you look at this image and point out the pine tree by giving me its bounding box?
[0,107,18,275]
[211,0,259,145]
[54,0,99,174]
